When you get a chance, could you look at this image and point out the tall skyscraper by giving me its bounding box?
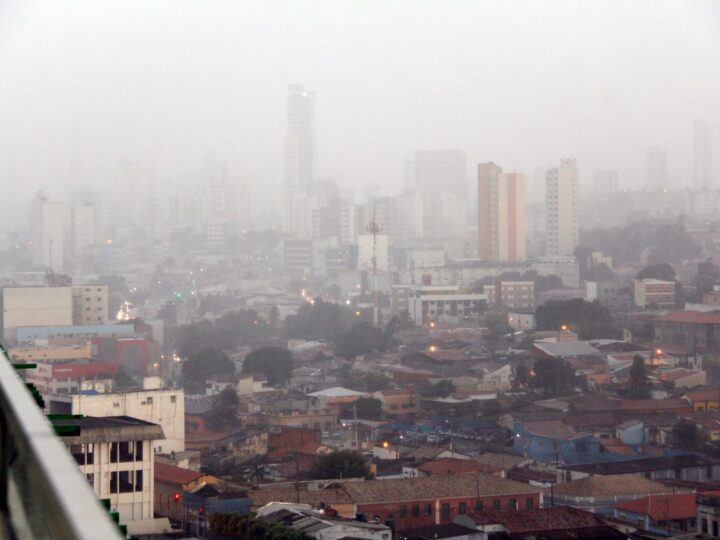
[646,146,667,189]
[694,119,712,190]
[414,150,466,236]
[414,150,466,200]
[30,191,64,273]
[285,84,317,198]
[477,163,526,261]
[545,159,579,257]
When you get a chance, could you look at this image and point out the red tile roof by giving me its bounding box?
[615,492,699,521]
[468,506,603,533]
[654,311,720,324]
[154,462,204,486]
[685,389,720,403]
[417,458,500,476]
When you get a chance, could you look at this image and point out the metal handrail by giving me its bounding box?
[0,348,123,539]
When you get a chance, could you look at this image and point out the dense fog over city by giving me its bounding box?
[5,4,720,537]
[1,1,719,218]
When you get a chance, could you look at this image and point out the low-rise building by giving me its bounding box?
[634,278,676,309]
[373,388,418,415]
[485,280,534,311]
[53,415,163,525]
[408,286,487,324]
[49,378,185,453]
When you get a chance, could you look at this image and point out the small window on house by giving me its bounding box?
[171,395,177,403]
[399,505,407,518]
[492,499,501,510]
[441,503,450,521]
[459,502,467,514]
[147,397,153,405]
[526,497,534,509]
[474,500,484,512]
[412,505,419,517]
[509,499,517,510]
[424,503,433,516]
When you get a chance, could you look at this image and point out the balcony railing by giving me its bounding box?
[0,347,122,539]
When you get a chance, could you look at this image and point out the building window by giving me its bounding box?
[399,505,407,518]
[509,499,517,510]
[459,502,467,514]
[110,471,134,493]
[135,470,143,491]
[171,395,177,403]
[441,503,450,521]
[474,500,484,512]
[424,504,433,516]
[412,505,419,517]
[526,497,534,509]
[147,397,153,405]
[492,499,500,510]
[86,473,94,486]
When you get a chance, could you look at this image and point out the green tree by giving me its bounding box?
[346,372,393,392]
[693,259,720,301]
[484,309,511,336]
[481,399,502,418]
[285,301,354,340]
[342,397,383,420]
[113,366,137,390]
[242,346,293,387]
[628,354,651,399]
[637,263,676,282]
[535,298,615,339]
[209,514,311,540]
[583,263,614,282]
[533,357,575,395]
[182,347,235,394]
[420,379,455,398]
[332,322,389,359]
[309,450,371,480]
[206,387,240,431]
[672,418,706,451]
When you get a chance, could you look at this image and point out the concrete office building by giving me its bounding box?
[477,163,526,261]
[694,119,713,190]
[358,233,389,272]
[284,84,317,232]
[71,204,95,254]
[545,159,579,257]
[50,377,185,454]
[31,191,64,273]
[646,147,668,190]
[415,150,466,236]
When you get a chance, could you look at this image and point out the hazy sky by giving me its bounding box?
[1,0,719,208]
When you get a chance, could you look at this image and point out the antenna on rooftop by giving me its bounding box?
[367,206,381,327]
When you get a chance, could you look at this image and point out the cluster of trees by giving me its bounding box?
[175,309,272,357]
[309,450,371,480]
[419,379,455,398]
[209,514,310,540]
[242,346,293,387]
[628,355,651,399]
[205,387,240,432]
[535,298,616,339]
[345,372,393,392]
[182,347,234,394]
[284,301,356,341]
[672,418,706,452]
[580,219,701,265]
[332,322,391,359]
[533,357,576,395]
[340,397,383,420]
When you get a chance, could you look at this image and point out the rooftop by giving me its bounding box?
[533,341,600,358]
[307,387,369,398]
[154,462,205,486]
[615,492,704,521]
[466,506,604,533]
[559,454,720,475]
[654,310,720,325]
[552,474,672,499]
[51,415,164,444]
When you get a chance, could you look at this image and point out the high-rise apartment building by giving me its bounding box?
[285,84,317,233]
[71,204,95,254]
[646,146,667,189]
[694,119,712,190]
[414,150,466,237]
[477,163,526,261]
[545,159,579,257]
[30,192,64,273]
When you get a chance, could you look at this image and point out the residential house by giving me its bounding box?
[614,492,700,535]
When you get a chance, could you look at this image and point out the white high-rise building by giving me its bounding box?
[358,233,389,272]
[71,204,95,254]
[30,192,64,273]
[545,159,579,257]
[646,147,668,190]
[395,191,423,239]
[414,150,466,237]
[694,119,712,190]
[284,84,317,232]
